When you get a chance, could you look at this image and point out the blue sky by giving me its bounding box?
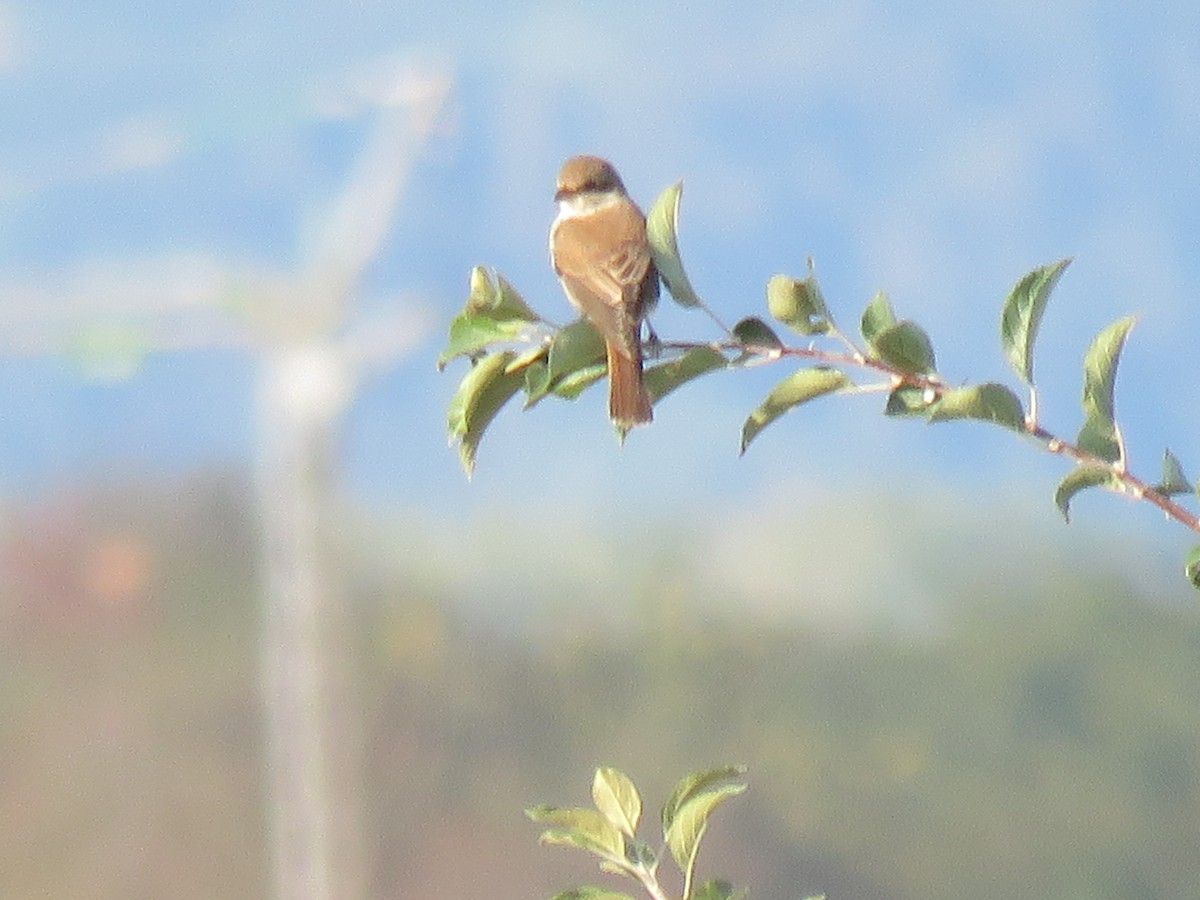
[2,1,1198,610]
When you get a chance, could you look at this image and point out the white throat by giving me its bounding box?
[556,188,625,220]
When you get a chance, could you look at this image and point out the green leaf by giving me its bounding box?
[1000,258,1071,384]
[927,382,1026,432]
[871,320,936,374]
[548,319,607,381]
[664,783,747,876]
[550,888,637,900]
[437,313,530,370]
[622,839,656,870]
[1076,315,1135,463]
[731,316,783,351]
[1081,316,1135,422]
[1054,465,1118,523]
[592,768,642,839]
[446,351,524,477]
[661,766,747,836]
[691,880,747,900]
[646,182,703,308]
[551,363,608,400]
[525,318,609,406]
[440,269,543,368]
[766,271,833,336]
[506,343,549,374]
[740,368,850,454]
[493,272,540,321]
[1185,546,1200,590]
[1076,415,1121,463]
[523,357,552,402]
[860,290,897,349]
[1156,448,1191,495]
[644,346,727,403]
[884,385,935,417]
[526,806,625,861]
[465,266,540,321]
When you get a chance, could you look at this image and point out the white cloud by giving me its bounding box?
[98,116,185,173]
[0,2,23,73]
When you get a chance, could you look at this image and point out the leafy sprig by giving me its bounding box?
[441,182,1200,588]
[526,766,817,900]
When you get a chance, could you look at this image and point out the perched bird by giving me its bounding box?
[549,154,658,429]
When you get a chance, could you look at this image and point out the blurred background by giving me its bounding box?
[3,2,1200,898]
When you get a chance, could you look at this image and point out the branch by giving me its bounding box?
[442,182,1200,590]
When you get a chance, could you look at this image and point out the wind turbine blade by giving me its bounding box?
[305,67,452,316]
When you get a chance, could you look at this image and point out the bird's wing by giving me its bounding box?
[551,208,654,352]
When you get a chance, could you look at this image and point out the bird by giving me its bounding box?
[549,154,659,430]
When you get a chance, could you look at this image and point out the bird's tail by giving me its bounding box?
[605,338,653,430]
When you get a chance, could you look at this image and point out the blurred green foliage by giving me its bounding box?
[1,473,1199,899]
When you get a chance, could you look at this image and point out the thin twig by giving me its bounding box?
[656,335,1200,536]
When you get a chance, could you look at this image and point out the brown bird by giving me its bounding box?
[549,154,658,429]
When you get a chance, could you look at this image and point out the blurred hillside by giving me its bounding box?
[1,470,1198,899]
